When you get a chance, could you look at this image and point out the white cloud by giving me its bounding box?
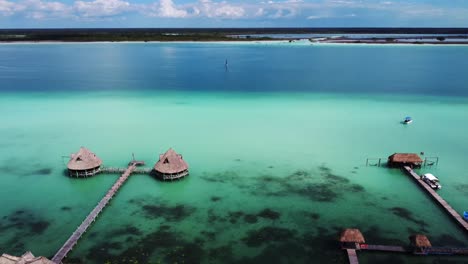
[28,0,68,12]
[254,7,265,17]
[1,0,468,25]
[213,5,244,18]
[74,0,131,18]
[0,0,17,15]
[1,0,70,19]
[329,0,355,5]
[196,0,245,18]
[307,15,328,20]
[158,0,188,18]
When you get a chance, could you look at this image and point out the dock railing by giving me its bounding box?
[365,157,385,167]
[423,157,439,167]
[52,163,137,264]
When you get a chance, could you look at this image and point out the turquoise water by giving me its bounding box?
[1,43,468,264]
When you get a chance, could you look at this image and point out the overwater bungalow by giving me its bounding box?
[67,147,102,177]
[388,153,423,168]
[153,148,189,180]
[339,228,365,250]
[409,234,432,255]
[0,251,53,264]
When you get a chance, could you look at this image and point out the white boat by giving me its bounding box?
[421,173,441,190]
[403,116,413,124]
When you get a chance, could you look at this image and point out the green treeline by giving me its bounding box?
[0,31,270,42]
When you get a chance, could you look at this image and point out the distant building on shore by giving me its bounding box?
[0,251,53,264]
[153,148,189,180]
[67,147,102,177]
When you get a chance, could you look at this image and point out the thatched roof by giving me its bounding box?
[154,148,188,174]
[388,153,423,164]
[0,252,54,264]
[67,147,102,170]
[409,234,432,248]
[339,229,365,243]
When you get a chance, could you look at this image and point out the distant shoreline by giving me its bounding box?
[1,39,468,46]
[1,28,468,44]
[319,40,468,45]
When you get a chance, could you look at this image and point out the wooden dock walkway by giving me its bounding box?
[403,166,468,232]
[427,247,468,255]
[101,167,151,174]
[346,249,359,264]
[361,244,408,252]
[51,164,137,264]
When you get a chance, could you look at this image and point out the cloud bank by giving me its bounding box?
[0,0,467,26]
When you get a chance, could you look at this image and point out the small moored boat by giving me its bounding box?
[421,173,441,190]
[463,211,468,221]
[403,116,413,124]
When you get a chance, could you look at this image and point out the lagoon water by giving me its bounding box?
[1,42,468,263]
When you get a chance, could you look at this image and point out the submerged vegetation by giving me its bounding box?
[0,210,51,255]
[2,162,468,263]
[200,165,366,203]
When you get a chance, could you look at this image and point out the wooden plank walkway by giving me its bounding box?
[362,244,408,252]
[101,167,151,174]
[346,249,359,264]
[427,247,468,255]
[403,166,468,232]
[51,164,137,264]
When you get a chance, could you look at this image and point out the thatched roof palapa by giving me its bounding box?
[154,148,188,174]
[409,234,432,248]
[0,252,54,264]
[67,147,102,171]
[388,153,423,164]
[339,229,365,244]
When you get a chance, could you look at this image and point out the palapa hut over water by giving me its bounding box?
[153,148,189,180]
[388,153,423,168]
[0,252,53,264]
[67,147,102,177]
[409,234,432,254]
[339,228,365,250]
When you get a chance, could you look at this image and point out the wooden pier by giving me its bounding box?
[346,249,359,264]
[101,167,151,174]
[340,227,468,264]
[361,244,408,252]
[402,166,468,232]
[51,163,137,264]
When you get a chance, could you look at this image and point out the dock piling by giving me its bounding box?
[365,158,383,167]
[424,157,439,167]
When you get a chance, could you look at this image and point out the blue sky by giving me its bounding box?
[0,0,467,28]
